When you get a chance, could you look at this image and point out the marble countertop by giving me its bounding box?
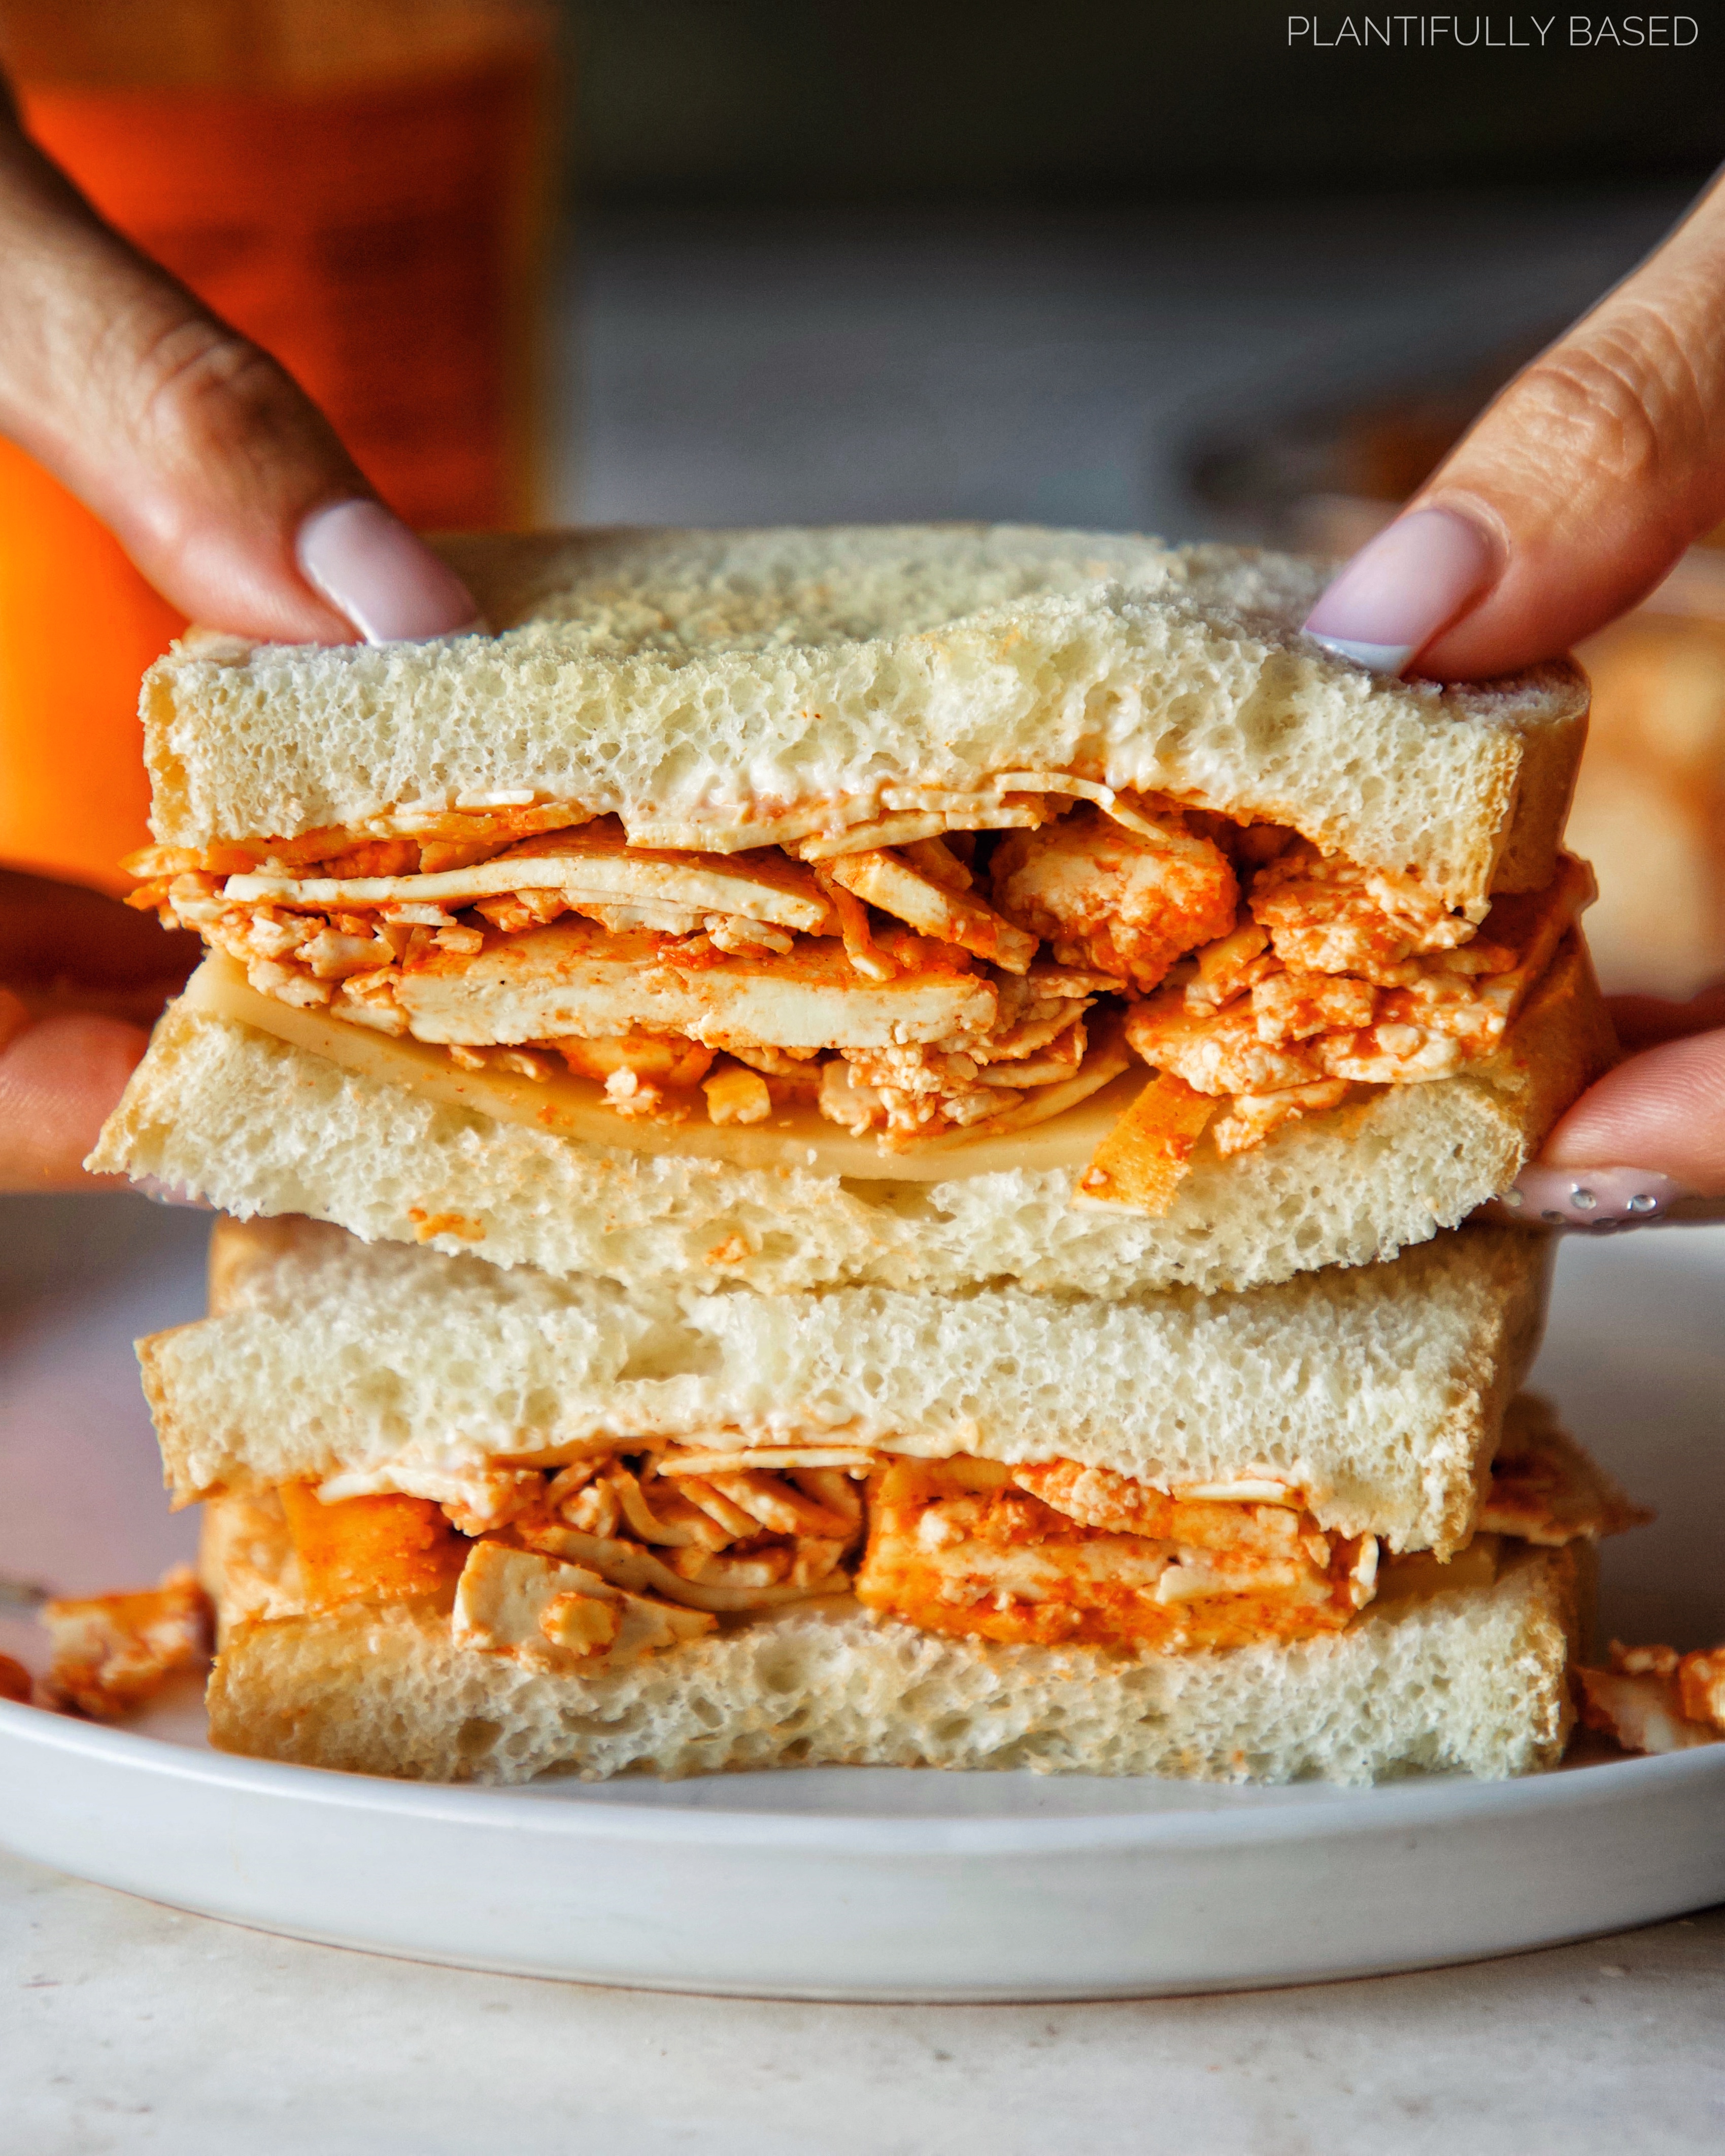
[8,1849,1721,2154]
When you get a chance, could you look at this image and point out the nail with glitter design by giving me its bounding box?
[1507,1166,1696,1229]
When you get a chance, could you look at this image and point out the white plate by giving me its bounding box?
[3,1194,1723,2001]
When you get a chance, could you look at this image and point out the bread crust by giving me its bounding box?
[143,526,1587,909]
[141,1215,1548,1555]
[201,1547,1584,1786]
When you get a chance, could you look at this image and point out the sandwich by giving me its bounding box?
[153,1213,1642,1785]
[90,525,1614,1299]
[82,522,1632,1790]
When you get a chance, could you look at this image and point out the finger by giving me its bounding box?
[0,1012,148,1191]
[0,105,479,644]
[1527,1029,1725,1202]
[1305,171,1725,679]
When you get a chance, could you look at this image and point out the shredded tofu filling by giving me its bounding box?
[254,1443,872,1675]
[40,1566,213,1717]
[855,1398,1628,1655]
[128,791,1589,1165]
[1575,1641,1725,1756]
[853,1454,1382,1653]
[194,1409,1626,1680]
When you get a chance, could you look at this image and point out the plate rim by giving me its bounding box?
[5,1696,1720,1858]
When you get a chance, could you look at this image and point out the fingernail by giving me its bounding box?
[1303,506,1499,675]
[1504,1166,1697,1230]
[296,500,483,644]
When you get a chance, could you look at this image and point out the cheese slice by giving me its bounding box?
[181,954,1140,1182]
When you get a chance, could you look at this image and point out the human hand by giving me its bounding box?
[0,868,200,1191]
[1507,980,1725,1222]
[0,79,481,641]
[1301,171,1725,1220]
[0,83,480,1190]
[0,991,150,1190]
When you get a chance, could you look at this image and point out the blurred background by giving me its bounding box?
[0,0,1722,1018]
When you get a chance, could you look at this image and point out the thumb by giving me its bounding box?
[0,1001,150,1190]
[0,95,478,644]
[1537,1030,1725,1200]
[1304,169,1725,680]
[1506,1028,1725,1227]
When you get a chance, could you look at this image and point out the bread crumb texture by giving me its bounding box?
[144,527,1584,906]
[206,1550,1580,1786]
[95,1002,1535,1298]
[146,1216,1544,1554]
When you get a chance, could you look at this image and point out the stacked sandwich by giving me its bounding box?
[92,525,1645,1784]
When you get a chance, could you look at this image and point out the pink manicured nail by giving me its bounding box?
[1303,506,1499,675]
[296,500,483,644]
[1503,1166,1696,1230]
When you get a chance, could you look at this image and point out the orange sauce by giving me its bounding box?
[276,1481,467,1606]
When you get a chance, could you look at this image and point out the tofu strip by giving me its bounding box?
[395,922,998,1050]
[225,831,835,934]
[825,849,1039,973]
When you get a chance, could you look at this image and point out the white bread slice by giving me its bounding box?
[90,934,1614,1303]
[143,526,1587,908]
[201,1545,1585,1786]
[142,1214,1548,1554]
